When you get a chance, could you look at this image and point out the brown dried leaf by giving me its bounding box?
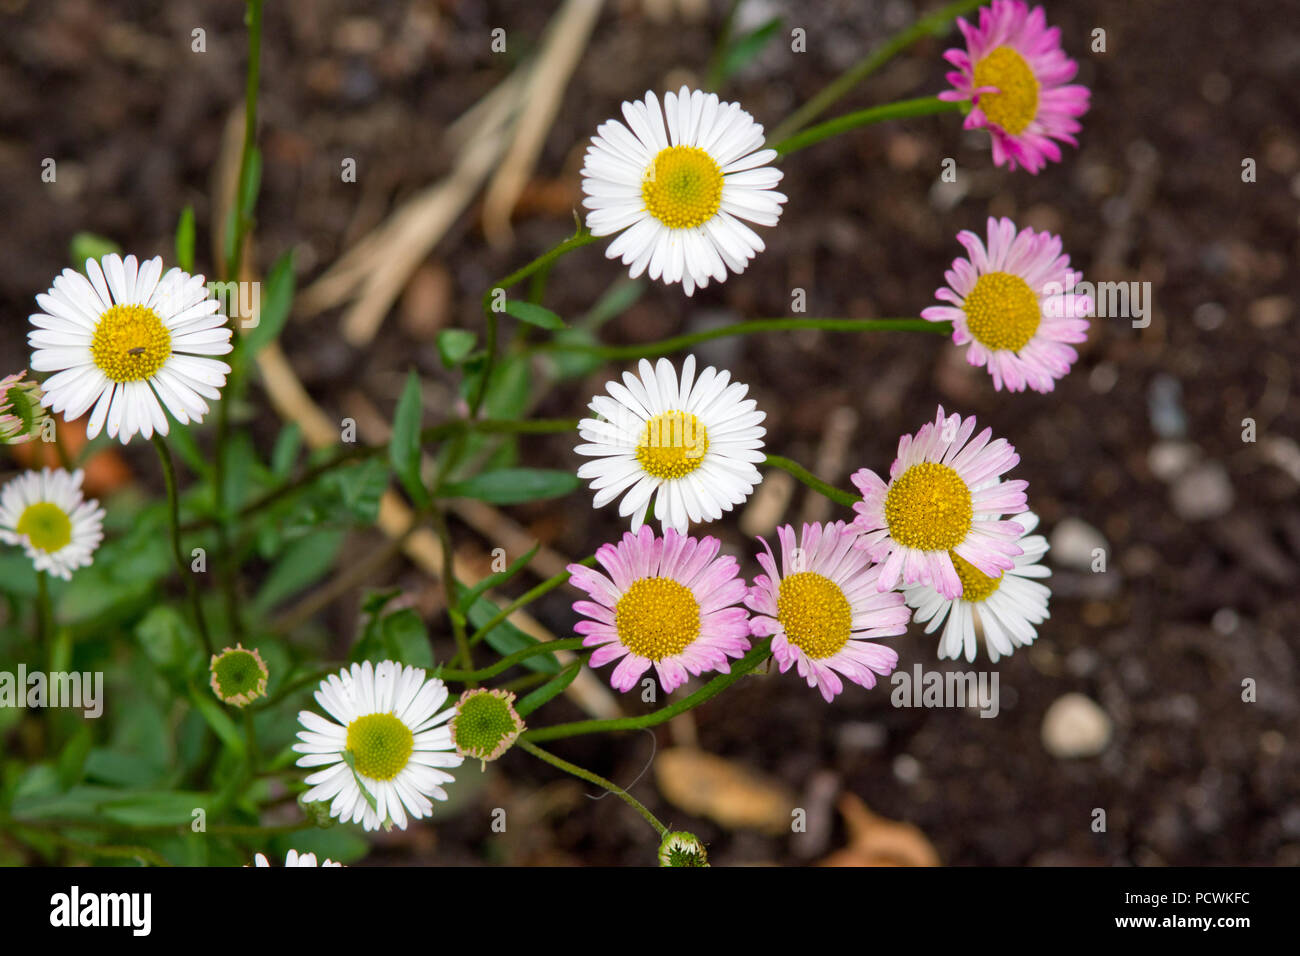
[819,792,940,867]
[654,746,795,835]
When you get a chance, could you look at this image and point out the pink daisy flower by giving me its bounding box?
[939,0,1090,173]
[921,216,1092,393]
[567,526,751,693]
[848,406,1028,600]
[745,522,911,702]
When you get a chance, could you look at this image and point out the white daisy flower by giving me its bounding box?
[575,354,766,534]
[581,86,787,295]
[293,661,463,832]
[251,850,343,867]
[903,512,1052,663]
[28,253,233,444]
[0,468,105,580]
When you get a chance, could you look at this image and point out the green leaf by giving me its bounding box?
[175,205,196,273]
[239,146,263,219]
[136,606,204,679]
[57,725,94,790]
[461,589,560,674]
[441,468,580,505]
[436,329,477,368]
[270,827,371,865]
[188,684,246,757]
[504,300,566,330]
[101,791,214,827]
[244,249,295,355]
[516,659,581,717]
[253,528,347,613]
[351,604,433,669]
[324,458,389,523]
[457,542,539,613]
[69,232,121,270]
[271,422,303,478]
[484,354,532,421]
[389,369,431,510]
[719,16,783,81]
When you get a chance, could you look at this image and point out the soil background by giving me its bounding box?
[1,0,1298,865]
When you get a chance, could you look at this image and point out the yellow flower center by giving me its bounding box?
[16,501,72,553]
[950,551,1003,602]
[641,145,724,229]
[884,462,973,551]
[345,713,413,781]
[776,571,852,660]
[90,304,172,383]
[972,45,1040,136]
[614,577,700,660]
[963,270,1042,352]
[636,411,709,480]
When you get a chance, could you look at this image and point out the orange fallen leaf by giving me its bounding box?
[654,745,795,835]
[819,792,940,867]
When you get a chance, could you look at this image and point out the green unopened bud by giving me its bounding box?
[658,831,709,867]
[209,644,269,707]
[450,688,524,767]
[0,372,49,445]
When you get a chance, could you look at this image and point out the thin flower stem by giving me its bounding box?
[471,228,598,416]
[772,96,961,156]
[430,506,475,683]
[522,638,773,743]
[35,570,50,663]
[464,555,597,652]
[213,0,264,643]
[536,317,947,362]
[151,433,213,655]
[440,638,586,683]
[763,453,858,507]
[766,0,984,143]
[518,739,666,837]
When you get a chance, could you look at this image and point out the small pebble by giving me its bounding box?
[1041,693,1113,758]
[1171,461,1234,521]
[1049,517,1109,571]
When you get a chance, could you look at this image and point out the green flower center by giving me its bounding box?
[16,501,72,553]
[346,713,414,781]
[452,691,521,760]
[211,648,266,703]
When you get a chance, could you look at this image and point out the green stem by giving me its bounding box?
[441,638,586,683]
[465,555,597,651]
[518,739,666,837]
[773,96,960,156]
[430,506,475,683]
[536,317,946,362]
[472,228,597,416]
[522,638,772,743]
[151,433,213,654]
[766,0,984,143]
[214,0,263,642]
[763,453,858,507]
[228,0,263,281]
[35,570,50,663]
